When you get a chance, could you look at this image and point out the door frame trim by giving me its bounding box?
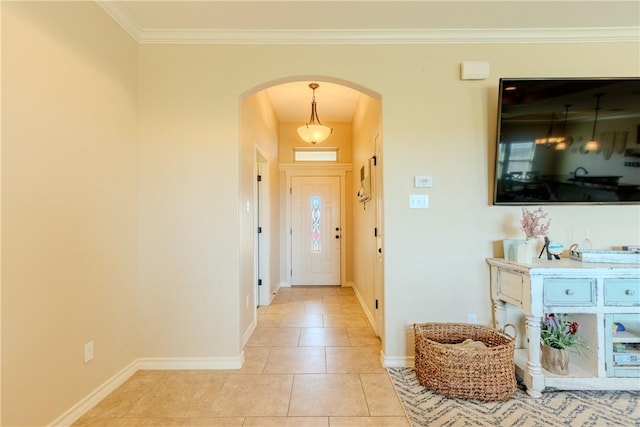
[280,163,352,287]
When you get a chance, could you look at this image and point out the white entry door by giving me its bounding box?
[291,176,341,285]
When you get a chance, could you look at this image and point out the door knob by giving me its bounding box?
[335,235,340,239]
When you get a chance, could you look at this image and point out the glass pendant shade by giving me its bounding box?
[298,83,332,145]
[297,124,332,145]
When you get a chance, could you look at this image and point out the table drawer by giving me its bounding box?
[604,279,640,306]
[497,268,524,306]
[543,278,595,306]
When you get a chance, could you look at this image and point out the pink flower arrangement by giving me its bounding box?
[520,207,551,241]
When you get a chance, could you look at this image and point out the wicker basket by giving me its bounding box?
[414,322,517,401]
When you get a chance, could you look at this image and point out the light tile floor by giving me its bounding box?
[73,286,410,426]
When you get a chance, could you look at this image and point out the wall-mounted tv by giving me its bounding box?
[493,77,640,205]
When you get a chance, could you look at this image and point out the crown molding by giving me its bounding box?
[136,27,640,45]
[96,0,142,41]
[96,3,639,45]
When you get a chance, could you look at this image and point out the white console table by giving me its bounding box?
[487,257,640,397]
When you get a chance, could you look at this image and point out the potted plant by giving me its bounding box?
[540,313,587,375]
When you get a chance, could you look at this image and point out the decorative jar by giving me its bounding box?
[541,344,569,375]
[516,240,534,264]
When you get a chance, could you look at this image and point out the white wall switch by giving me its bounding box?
[84,341,94,363]
[409,194,429,209]
[414,176,433,188]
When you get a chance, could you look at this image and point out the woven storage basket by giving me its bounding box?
[414,322,516,401]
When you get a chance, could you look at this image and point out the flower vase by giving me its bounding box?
[516,240,533,264]
[541,344,569,375]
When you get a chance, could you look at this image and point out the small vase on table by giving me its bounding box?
[516,240,534,264]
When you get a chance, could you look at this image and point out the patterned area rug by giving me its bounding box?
[388,367,640,426]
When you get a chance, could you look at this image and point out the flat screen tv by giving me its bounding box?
[493,77,640,205]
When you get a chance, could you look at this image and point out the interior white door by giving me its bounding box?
[291,176,341,285]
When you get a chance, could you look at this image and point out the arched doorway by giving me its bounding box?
[239,76,385,340]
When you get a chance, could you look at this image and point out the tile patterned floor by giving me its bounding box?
[73,286,410,426]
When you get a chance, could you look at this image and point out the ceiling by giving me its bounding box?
[266,81,363,123]
[97,1,640,124]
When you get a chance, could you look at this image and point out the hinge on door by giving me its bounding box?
[290,228,292,235]
[257,226,262,234]
[372,155,377,166]
[257,175,262,182]
[375,299,379,309]
[290,187,292,195]
[258,279,262,287]
[374,227,378,237]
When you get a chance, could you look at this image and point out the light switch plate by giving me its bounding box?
[414,176,433,188]
[84,341,94,363]
[409,194,429,209]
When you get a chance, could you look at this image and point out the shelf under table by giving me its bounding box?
[514,349,640,392]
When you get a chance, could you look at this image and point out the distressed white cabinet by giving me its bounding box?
[487,257,640,397]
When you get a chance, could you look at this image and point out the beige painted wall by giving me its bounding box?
[239,90,279,335]
[351,95,383,328]
[137,44,242,358]
[378,44,640,359]
[137,42,639,365]
[2,3,139,425]
[2,2,640,424]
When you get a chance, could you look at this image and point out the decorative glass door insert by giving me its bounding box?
[291,176,340,285]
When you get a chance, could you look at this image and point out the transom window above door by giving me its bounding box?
[294,147,338,162]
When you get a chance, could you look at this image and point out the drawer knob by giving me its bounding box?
[625,289,636,296]
[565,289,574,296]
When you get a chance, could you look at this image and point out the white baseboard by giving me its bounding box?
[242,319,257,347]
[382,354,413,368]
[350,283,376,331]
[269,284,281,304]
[49,355,245,426]
[48,360,138,427]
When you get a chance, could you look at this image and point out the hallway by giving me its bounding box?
[73,286,409,426]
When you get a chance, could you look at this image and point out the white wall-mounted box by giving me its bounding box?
[460,61,490,80]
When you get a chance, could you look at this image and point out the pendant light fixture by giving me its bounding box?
[535,111,565,146]
[555,104,572,150]
[584,94,603,152]
[297,83,333,145]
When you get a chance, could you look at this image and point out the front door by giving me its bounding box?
[291,176,341,285]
